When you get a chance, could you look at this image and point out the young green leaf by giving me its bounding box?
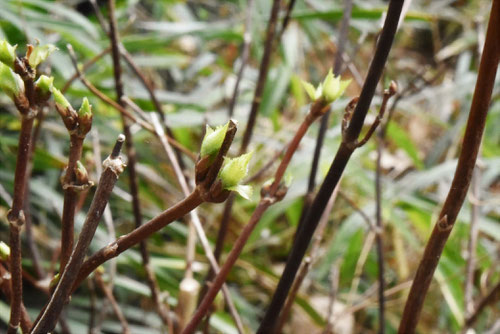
[0,62,25,99]
[77,97,93,136]
[322,69,350,103]
[35,75,54,95]
[200,121,229,158]
[219,152,253,198]
[28,44,57,68]
[0,40,17,68]
[51,87,71,109]
[0,241,10,261]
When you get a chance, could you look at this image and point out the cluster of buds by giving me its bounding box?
[0,40,58,113]
[195,120,253,202]
[52,88,93,138]
[302,68,351,118]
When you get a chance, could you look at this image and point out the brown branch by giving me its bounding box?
[72,123,238,293]
[6,56,39,334]
[228,0,255,118]
[24,110,47,279]
[240,0,281,152]
[0,263,32,333]
[465,281,500,328]
[61,47,111,94]
[398,1,500,332]
[94,270,131,334]
[465,165,481,318]
[182,99,331,334]
[257,1,404,331]
[31,135,126,334]
[148,113,244,333]
[300,0,353,244]
[66,44,196,161]
[275,183,340,333]
[277,0,297,40]
[105,2,170,330]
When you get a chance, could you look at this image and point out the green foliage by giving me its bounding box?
[0,0,498,333]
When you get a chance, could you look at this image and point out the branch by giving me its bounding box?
[398,1,500,332]
[228,0,255,118]
[6,55,39,334]
[66,44,195,160]
[182,99,331,334]
[94,270,131,334]
[465,280,500,328]
[72,122,238,293]
[240,0,281,152]
[257,1,404,332]
[31,135,126,334]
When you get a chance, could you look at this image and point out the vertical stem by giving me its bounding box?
[465,165,480,318]
[240,0,281,153]
[257,1,404,331]
[60,135,85,272]
[398,0,499,332]
[228,0,255,118]
[299,0,353,241]
[106,0,172,328]
[183,104,324,334]
[24,111,46,279]
[31,137,126,334]
[7,114,35,334]
[375,134,385,334]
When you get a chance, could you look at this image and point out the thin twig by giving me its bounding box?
[465,164,481,318]
[277,0,298,40]
[323,264,340,334]
[257,1,404,331]
[228,0,255,118]
[73,123,238,293]
[31,135,126,334]
[91,129,117,285]
[106,2,157,331]
[66,44,196,161]
[182,99,332,334]
[94,271,131,334]
[149,113,245,333]
[275,182,340,333]
[0,263,32,333]
[240,0,281,153]
[465,280,500,328]
[7,55,39,334]
[398,1,500,332]
[61,47,111,93]
[205,0,282,315]
[24,109,47,279]
[300,0,353,241]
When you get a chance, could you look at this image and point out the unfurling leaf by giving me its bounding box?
[0,62,25,99]
[0,40,17,68]
[200,121,229,159]
[28,44,57,68]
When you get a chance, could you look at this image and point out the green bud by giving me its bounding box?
[74,160,89,184]
[28,44,57,68]
[77,97,93,136]
[200,121,229,159]
[321,69,350,103]
[0,61,25,99]
[219,152,253,199]
[52,87,71,109]
[35,75,54,100]
[0,40,17,68]
[302,69,350,104]
[50,273,60,289]
[0,241,10,261]
[301,80,318,101]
